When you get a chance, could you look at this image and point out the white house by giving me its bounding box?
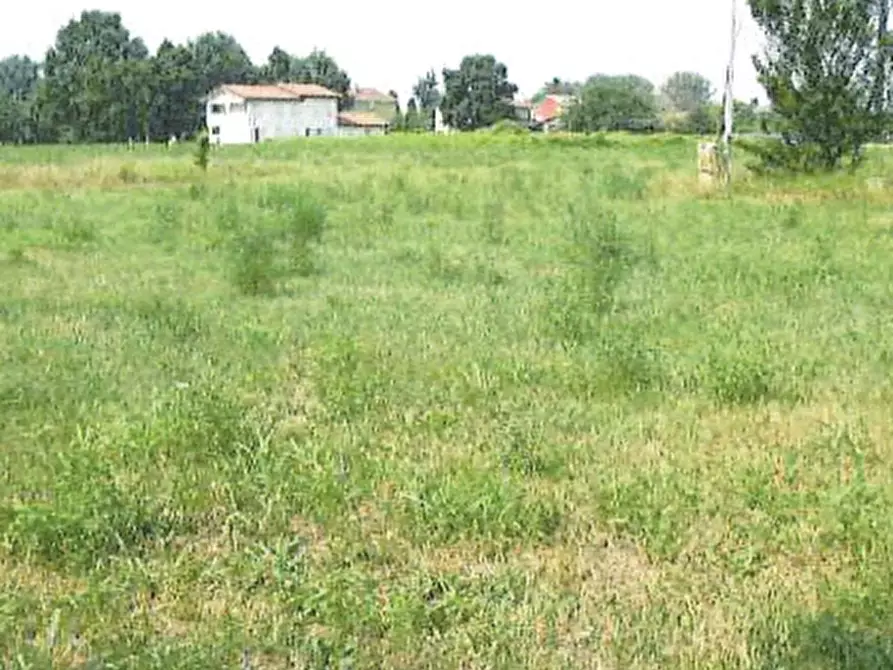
[337,111,390,136]
[205,83,340,145]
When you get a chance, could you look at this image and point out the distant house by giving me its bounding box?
[337,111,390,136]
[204,83,340,145]
[513,99,534,126]
[350,87,398,123]
[532,94,575,132]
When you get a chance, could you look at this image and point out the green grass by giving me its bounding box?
[3,132,893,668]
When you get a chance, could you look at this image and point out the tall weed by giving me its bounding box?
[228,185,327,295]
[547,203,637,345]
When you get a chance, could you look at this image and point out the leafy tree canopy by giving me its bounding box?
[440,54,518,131]
[566,74,659,132]
[745,0,892,170]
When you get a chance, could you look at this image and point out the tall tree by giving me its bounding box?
[0,56,40,143]
[747,0,892,169]
[0,56,39,99]
[260,46,299,82]
[661,71,714,113]
[532,77,581,103]
[149,39,203,140]
[566,74,659,132]
[412,69,441,130]
[38,10,150,142]
[293,49,351,106]
[190,31,255,95]
[402,97,421,131]
[440,54,518,131]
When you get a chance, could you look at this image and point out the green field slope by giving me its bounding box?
[2,133,893,668]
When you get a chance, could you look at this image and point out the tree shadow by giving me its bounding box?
[757,613,893,670]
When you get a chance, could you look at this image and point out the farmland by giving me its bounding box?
[2,133,893,668]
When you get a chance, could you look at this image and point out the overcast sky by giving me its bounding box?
[2,1,768,107]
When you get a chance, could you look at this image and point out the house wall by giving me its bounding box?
[250,98,338,140]
[351,99,397,123]
[206,90,252,145]
[338,126,386,137]
[205,90,339,145]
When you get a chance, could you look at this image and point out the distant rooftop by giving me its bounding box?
[217,83,341,100]
[353,87,395,102]
[338,111,390,127]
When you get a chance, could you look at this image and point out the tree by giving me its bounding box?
[532,77,581,103]
[37,10,150,143]
[402,97,422,131]
[412,69,441,131]
[566,74,659,132]
[746,0,893,170]
[149,39,204,140]
[0,56,40,143]
[257,47,351,107]
[440,54,518,131]
[733,98,761,134]
[661,71,713,114]
[260,46,298,82]
[0,56,39,99]
[190,31,255,94]
[293,49,351,106]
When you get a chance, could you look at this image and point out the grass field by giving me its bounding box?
[2,132,893,668]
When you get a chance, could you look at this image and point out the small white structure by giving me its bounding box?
[337,111,389,136]
[205,83,340,145]
[434,107,452,134]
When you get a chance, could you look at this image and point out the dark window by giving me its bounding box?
[210,104,226,114]
[211,126,220,135]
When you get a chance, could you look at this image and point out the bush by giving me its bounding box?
[228,185,327,296]
[194,128,210,171]
[546,204,638,346]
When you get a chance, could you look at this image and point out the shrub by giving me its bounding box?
[227,185,327,296]
[194,128,210,171]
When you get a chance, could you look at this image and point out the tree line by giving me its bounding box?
[0,10,353,144]
[392,61,766,136]
[2,1,892,174]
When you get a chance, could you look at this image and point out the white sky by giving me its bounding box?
[2,1,768,107]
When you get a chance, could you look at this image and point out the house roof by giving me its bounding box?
[533,95,574,123]
[338,111,389,127]
[218,83,341,100]
[353,87,394,102]
[279,82,341,98]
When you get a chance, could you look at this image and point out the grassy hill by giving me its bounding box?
[2,133,893,668]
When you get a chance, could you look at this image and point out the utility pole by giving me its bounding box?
[721,0,739,185]
[871,0,890,144]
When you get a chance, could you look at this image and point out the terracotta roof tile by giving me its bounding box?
[353,87,394,102]
[219,83,340,100]
[277,82,341,98]
[534,95,574,123]
[338,111,389,127]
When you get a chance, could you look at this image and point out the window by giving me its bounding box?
[210,103,226,114]
[211,126,220,135]
[229,102,246,113]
